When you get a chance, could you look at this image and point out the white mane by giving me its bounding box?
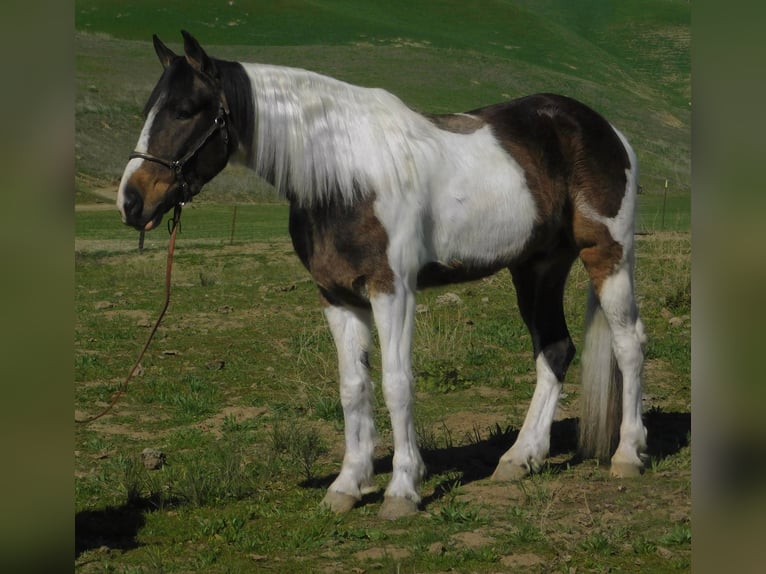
[242,63,441,205]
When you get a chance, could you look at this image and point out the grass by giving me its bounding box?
[75,207,691,572]
[75,3,689,572]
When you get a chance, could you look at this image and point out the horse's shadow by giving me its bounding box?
[75,411,689,558]
[302,409,691,507]
[75,502,148,560]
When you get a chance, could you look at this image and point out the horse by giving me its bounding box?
[117,31,647,520]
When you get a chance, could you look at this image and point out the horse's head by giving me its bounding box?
[117,31,232,230]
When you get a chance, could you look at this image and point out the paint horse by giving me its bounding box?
[118,31,647,520]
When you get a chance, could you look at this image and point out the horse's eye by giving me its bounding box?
[176,109,193,120]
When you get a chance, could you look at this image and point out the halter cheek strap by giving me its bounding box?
[129,99,230,204]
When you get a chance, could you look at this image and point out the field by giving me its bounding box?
[75,2,690,572]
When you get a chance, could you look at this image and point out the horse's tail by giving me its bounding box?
[578,284,623,462]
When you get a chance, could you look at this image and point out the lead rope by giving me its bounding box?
[76,204,184,424]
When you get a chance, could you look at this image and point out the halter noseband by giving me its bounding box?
[129,99,230,204]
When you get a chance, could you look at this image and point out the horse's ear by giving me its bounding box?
[153,34,177,69]
[181,30,217,79]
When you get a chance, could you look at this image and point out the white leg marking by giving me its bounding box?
[598,266,647,476]
[322,305,377,512]
[370,280,424,517]
[493,354,562,480]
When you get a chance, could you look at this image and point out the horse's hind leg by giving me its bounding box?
[321,303,378,513]
[582,246,647,477]
[492,253,576,481]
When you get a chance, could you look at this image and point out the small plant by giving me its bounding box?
[270,421,329,481]
[221,413,246,433]
[313,395,343,422]
[436,480,485,525]
[579,532,616,556]
[417,363,468,394]
[509,522,542,544]
[660,524,691,546]
[115,454,143,505]
[632,536,657,555]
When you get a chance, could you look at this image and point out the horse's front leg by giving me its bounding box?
[371,281,425,519]
[320,303,378,513]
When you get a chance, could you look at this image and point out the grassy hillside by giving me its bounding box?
[75,1,690,198]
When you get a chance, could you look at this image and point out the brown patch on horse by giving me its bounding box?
[474,94,629,222]
[573,211,623,295]
[289,195,395,308]
[428,113,485,134]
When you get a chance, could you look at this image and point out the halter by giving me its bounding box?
[129,99,230,204]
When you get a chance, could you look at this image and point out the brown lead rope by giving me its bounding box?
[76,204,183,424]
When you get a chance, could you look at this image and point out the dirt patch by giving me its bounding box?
[353,546,412,562]
[499,552,545,568]
[451,530,495,549]
[196,405,269,437]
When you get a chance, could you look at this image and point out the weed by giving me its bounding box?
[313,395,343,422]
[270,421,329,480]
[579,532,616,556]
[221,413,245,433]
[632,536,657,555]
[436,480,486,526]
[416,420,454,452]
[510,522,543,544]
[660,524,691,546]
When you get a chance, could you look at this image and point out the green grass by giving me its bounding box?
[75,205,690,572]
[75,2,689,572]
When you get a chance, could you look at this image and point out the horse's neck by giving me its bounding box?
[240,63,434,206]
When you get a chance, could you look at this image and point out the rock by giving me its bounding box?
[436,292,462,306]
[141,448,166,470]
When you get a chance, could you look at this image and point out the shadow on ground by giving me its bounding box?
[302,409,691,509]
[75,503,148,559]
[75,411,690,557]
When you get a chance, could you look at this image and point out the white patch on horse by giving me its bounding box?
[427,125,537,265]
[116,100,162,220]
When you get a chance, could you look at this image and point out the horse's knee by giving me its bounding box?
[542,338,575,382]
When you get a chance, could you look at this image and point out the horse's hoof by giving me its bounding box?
[491,460,530,482]
[610,460,644,478]
[320,491,358,514]
[378,497,419,520]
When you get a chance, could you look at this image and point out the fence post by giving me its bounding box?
[661,179,669,230]
[229,205,238,245]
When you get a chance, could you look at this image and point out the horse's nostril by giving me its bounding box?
[122,185,144,222]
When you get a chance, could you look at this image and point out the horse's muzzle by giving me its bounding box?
[119,184,172,231]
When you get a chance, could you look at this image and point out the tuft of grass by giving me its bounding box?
[659,524,691,546]
[435,480,486,526]
[579,532,617,556]
[270,421,329,481]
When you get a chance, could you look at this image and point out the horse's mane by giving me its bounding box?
[241,63,441,205]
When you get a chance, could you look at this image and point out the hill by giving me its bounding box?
[75,0,690,201]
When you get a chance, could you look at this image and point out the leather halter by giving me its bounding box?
[129,99,230,204]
